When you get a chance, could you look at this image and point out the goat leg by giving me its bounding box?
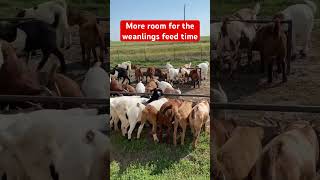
[267,61,273,83]
[282,59,287,83]
[37,51,50,72]
[166,126,171,144]
[81,43,86,65]
[52,48,66,73]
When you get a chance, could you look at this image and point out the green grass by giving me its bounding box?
[0,0,108,17]
[110,36,210,68]
[110,130,210,180]
[212,0,320,18]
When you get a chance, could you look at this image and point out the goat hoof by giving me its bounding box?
[128,138,131,141]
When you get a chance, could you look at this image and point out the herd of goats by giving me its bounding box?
[0,0,109,179]
[110,61,209,93]
[212,1,320,180]
[212,0,316,85]
[110,60,210,148]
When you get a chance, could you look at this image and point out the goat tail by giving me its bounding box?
[304,0,317,15]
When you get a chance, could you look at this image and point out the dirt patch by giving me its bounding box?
[213,31,320,122]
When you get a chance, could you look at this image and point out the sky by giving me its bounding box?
[110,0,210,41]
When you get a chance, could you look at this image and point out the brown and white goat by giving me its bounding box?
[189,69,200,88]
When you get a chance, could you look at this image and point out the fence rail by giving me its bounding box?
[0,95,108,105]
[110,91,209,98]
[212,102,320,113]
[211,19,292,73]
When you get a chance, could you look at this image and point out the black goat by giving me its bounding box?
[110,66,130,84]
[0,15,66,73]
[144,88,163,104]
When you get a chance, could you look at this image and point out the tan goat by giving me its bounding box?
[216,127,264,180]
[189,100,210,148]
[250,121,319,180]
[173,101,193,146]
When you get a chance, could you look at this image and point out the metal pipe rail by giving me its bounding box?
[0,95,108,105]
[0,18,35,21]
[210,19,292,24]
[212,102,320,113]
[110,91,210,98]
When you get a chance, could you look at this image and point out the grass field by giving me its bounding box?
[110,37,210,180]
[0,0,108,17]
[110,36,210,68]
[110,130,210,180]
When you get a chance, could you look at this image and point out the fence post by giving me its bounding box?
[200,43,203,61]
[144,43,147,61]
[173,45,176,61]
[117,49,120,61]
[287,20,292,74]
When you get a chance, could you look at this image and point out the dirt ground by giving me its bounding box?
[213,30,320,123]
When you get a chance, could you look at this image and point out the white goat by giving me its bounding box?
[135,81,145,93]
[81,62,108,98]
[276,0,317,57]
[16,0,71,49]
[216,3,260,76]
[113,97,147,136]
[158,81,173,92]
[196,62,209,80]
[165,62,173,69]
[126,102,145,140]
[168,67,179,83]
[110,96,142,131]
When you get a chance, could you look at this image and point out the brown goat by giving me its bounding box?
[155,68,167,81]
[110,79,124,92]
[145,79,158,92]
[0,40,42,95]
[145,66,155,83]
[47,65,83,97]
[188,100,209,148]
[157,99,183,143]
[173,100,193,146]
[189,69,200,88]
[216,127,264,180]
[250,121,319,180]
[134,66,143,83]
[67,6,105,67]
[122,84,135,92]
[253,18,287,83]
[139,105,159,142]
